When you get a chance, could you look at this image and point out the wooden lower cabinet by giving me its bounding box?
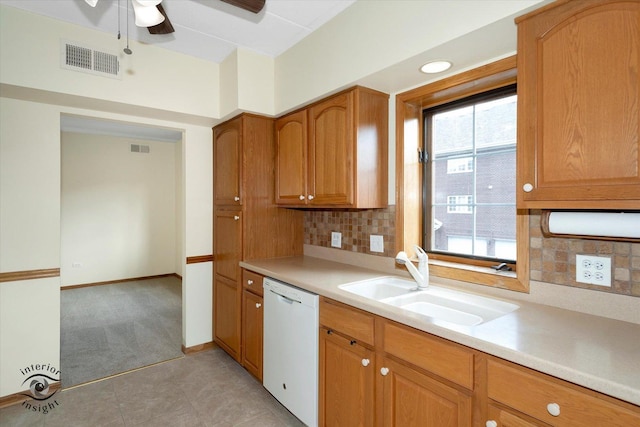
[319,297,472,427]
[378,356,472,427]
[487,358,640,427]
[319,297,640,426]
[241,288,263,380]
[487,404,549,427]
[319,327,375,427]
[213,275,241,360]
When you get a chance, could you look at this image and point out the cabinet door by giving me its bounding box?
[308,91,354,206]
[378,356,472,427]
[214,274,241,361]
[319,328,375,427]
[242,289,263,380]
[214,117,242,207]
[213,210,242,282]
[275,110,308,205]
[487,404,550,427]
[517,0,640,208]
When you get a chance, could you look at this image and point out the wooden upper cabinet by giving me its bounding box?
[214,118,242,207]
[516,0,640,209]
[275,110,308,206]
[309,91,354,206]
[275,86,389,208]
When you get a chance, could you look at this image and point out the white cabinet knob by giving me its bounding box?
[234,196,240,201]
[308,195,314,200]
[247,280,253,286]
[380,367,389,376]
[523,183,534,192]
[486,421,497,427]
[233,215,240,221]
[361,359,370,367]
[255,303,261,309]
[299,195,305,200]
[547,402,560,417]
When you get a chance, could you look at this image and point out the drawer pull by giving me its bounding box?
[547,402,560,417]
[523,183,534,193]
[255,303,261,309]
[233,215,240,221]
[299,195,305,200]
[486,421,497,427]
[361,358,370,367]
[234,196,240,201]
[247,279,253,285]
[350,340,356,346]
[380,367,389,376]
[308,195,315,200]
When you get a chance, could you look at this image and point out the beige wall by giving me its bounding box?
[61,132,178,286]
[0,97,213,396]
[274,0,543,113]
[0,6,219,120]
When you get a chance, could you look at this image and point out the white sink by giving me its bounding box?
[339,276,416,300]
[339,276,518,326]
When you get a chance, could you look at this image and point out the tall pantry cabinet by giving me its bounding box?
[213,114,303,362]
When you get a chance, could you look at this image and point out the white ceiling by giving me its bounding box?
[0,0,356,64]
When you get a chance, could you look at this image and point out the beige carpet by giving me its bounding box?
[60,276,182,388]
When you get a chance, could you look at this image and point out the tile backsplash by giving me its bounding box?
[304,206,396,257]
[304,207,640,297]
[529,210,640,297]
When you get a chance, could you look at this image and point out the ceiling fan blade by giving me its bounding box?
[221,0,265,14]
[147,3,174,34]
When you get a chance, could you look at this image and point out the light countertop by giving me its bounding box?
[240,255,640,406]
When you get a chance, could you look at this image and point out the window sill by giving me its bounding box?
[428,259,528,293]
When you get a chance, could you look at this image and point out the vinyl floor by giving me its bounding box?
[0,347,305,426]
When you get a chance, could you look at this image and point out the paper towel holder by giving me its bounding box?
[541,210,640,242]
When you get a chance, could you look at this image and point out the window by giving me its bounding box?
[446,195,473,214]
[424,86,517,263]
[446,157,473,174]
[396,56,528,292]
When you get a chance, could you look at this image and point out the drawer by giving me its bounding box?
[242,269,264,297]
[319,298,375,346]
[487,359,640,426]
[381,320,474,390]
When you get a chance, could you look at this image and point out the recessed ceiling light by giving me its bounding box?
[420,60,453,74]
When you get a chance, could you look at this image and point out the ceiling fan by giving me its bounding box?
[85,0,266,35]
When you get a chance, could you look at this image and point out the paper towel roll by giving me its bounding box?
[547,212,640,239]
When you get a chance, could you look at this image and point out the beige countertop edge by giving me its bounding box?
[240,256,640,407]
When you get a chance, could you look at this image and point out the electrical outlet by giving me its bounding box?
[72,262,82,268]
[576,254,611,287]
[370,235,384,253]
[331,232,342,248]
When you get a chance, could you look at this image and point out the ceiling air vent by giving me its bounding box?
[61,40,121,79]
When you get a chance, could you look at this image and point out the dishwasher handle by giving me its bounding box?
[269,289,301,304]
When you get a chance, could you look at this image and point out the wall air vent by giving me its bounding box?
[61,40,121,79]
[131,144,150,153]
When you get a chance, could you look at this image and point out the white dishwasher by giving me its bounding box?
[263,277,319,427]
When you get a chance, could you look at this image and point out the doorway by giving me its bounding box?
[59,115,184,387]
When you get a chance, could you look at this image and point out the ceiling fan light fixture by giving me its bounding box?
[135,0,162,6]
[85,0,99,7]
[131,0,165,27]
